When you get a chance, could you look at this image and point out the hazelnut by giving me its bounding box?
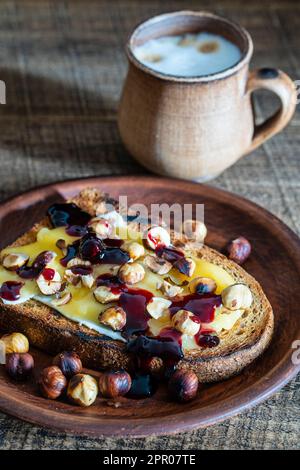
[144,255,172,275]
[145,226,171,250]
[174,257,196,277]
[122,241,145,261]
[56,239,67,255]
[51,291,72,306]
[189,277,216,294]
[1,252,29,271]
[182,219,207,243]
[98,370,132,398]
[221,283,253,310]
[118,262,145,285]
[81,273,95,289]
[157,280,183,298]
[1,332,29,354]
[36,268,62,295]
[172,309,200,336]
[226,236,251,264]
[52,351,82,378]
[67,373,98,407]
[146,297,171,320]
[5,352,34,381]
[168,369,198,402]
[89,218,113,239]
[38,366,67,399]
[99,306,126,331]
[94,285,121,303]
[66,258,91,269]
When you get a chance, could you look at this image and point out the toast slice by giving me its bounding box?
[0,189,273,382]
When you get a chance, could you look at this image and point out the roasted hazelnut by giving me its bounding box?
[94,285,121,303]
[67,373,98,407]
[182,219,207,243]
[174,257,196,277]
[66,257,91,269]
[146,297,171,319]
[118,262,145,285]
[145,226,171,250]
[221,283,253,310]
[52,351,82,378]
[51,291,72,306]
[5,352,34,381]
[122,241,145,261]
[168,369,198,402]
[1,332,29,354]
[36,268,62,295]
[144,255,172,275]
[98,370,132,398]
[99,306,126,331]
[38,365,67,399]
[189,277,216,294]
[226,236,251,264]
[1,252,29,271]
[172,309,200,336]
[89,218,113,239]
[157,280,183,298]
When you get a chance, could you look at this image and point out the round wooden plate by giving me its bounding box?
[0,176,299,437]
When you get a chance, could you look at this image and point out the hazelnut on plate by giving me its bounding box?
[53,351,82,378]
[98,370,132,398]
[226,236,251,265]
[89,218,113,239]
[157,280,183,298]
[1,332,29,354]
[67,373,98,407]
[182,219,207,243]
[118,262,145,285]
[38,366,67,399]
[145,226,171,250]
[144,255,172,275]
[189,277,216,294]
[99,306,126,331]
[36,268,62,295]
[6,352,34,381]
[1,253,29,271]
[94,285,121,303]
[51,291,72,306]
[168,369,198,402]
[122,241,145,261]
[172,309,200,336]
[221,283,253,310]
[174,257,196,277]
[146,297,171,320]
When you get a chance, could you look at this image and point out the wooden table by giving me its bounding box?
[0,0,299,449]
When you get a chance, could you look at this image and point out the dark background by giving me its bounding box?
[0,0,299,449]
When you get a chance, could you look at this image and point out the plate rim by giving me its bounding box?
[0,175,299,438]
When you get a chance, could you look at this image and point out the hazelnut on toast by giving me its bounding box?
[0,189,273,382]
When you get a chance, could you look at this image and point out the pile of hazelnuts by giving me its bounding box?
[1,332,200,406]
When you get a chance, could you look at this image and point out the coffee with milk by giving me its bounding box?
[133,32,242,77]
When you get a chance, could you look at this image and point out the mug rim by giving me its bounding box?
[126,10,253,83]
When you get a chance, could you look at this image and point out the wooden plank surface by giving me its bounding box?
[0,0,299,449]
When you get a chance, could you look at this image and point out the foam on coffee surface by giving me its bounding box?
[133,32,242,77]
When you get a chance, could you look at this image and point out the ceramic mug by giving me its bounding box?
[118,11,297,181]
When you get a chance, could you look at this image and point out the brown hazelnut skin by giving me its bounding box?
[226,236,251,265]
[52,351,82,378]
[5,353,34,381]
[167,369,198,403]
[38,366,67,399]
[98,370,132,398]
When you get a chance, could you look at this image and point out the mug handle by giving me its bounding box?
[246,68,297,153]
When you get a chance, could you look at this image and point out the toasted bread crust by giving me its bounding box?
[0,189,274,382]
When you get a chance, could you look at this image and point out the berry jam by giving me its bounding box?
[155,245,184,263]
[104,238,123,248]
[126,373,157,399]
[47,203,91,228]
[170,293,221,323]
[127,329,183,363]
[0,281,24,301]
[79,234,105,263]
[96,274,123,289]
[42,267,55,281]
[100,247,130,265]
[17,251,55,279]
[120,289,153,337]
[66,225,88,237]
[60,240,80,267]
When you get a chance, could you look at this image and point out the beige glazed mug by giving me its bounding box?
[118,11,297,181]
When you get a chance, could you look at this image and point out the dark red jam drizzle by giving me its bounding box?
[120,289,153,338]
[47,203,91,229]
[0,281,24,301]
[195,331,220,348]
[155,245,184,264]
[66,225,88,237]
[17,251,55,280]
[169,293,222,323]
[126,373,157,399]
[70,265,93,276]
[41,267,55,281]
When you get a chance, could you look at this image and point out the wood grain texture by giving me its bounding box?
[0,0,299,450]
